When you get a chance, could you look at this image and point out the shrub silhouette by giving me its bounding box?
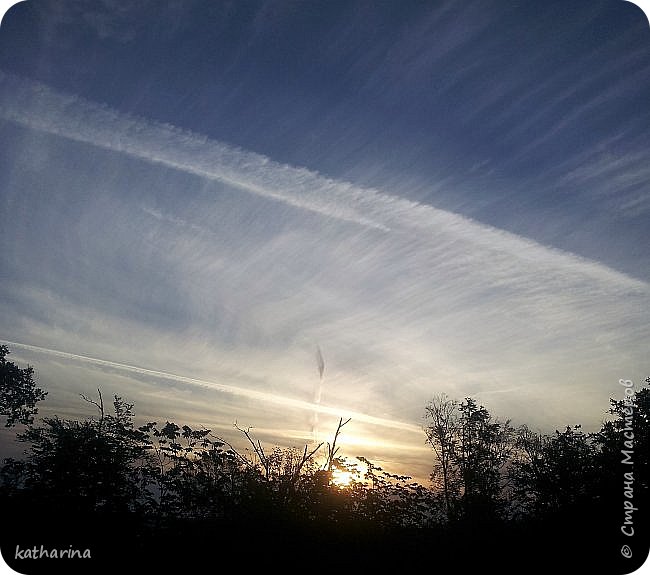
[0,346,648,573]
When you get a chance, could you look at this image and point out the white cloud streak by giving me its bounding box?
[0,70,646,292]
[0,339,423,435]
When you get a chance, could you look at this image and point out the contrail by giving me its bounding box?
[0,340,423,435]
[0,71,388,232]
[316,345,325,382]
[312,345,325,442]
[0,71,647,293]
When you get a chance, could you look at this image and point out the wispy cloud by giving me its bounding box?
[0,71,389,231]
[0,340,422,435]
[0,71,645,291]
[1,71,649,481]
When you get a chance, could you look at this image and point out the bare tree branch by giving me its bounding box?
[325,416,351,472]
[81,388,104,433]
[234,421,270,478]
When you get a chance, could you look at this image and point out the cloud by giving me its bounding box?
[0,340,423,435]
[0,71,645,291]
[1,71,649,482]
[0,71,389,231]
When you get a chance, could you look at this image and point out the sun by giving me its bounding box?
[331,468,354,488]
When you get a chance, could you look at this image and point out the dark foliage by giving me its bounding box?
[0,345,47,427]
[0,347,648,574]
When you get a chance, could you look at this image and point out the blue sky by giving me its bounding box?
[0,0,649,482]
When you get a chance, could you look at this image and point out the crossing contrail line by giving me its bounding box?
[0,340,424,435]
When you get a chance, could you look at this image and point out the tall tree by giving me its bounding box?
[425,396,514,523]
[455,398,514,522]
[424,394,460,520]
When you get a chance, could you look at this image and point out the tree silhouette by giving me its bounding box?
[15,391,148,513]
[594,377,650,493]
[456,398,514,522]
[424,394,461,521]
[1,346,648,573]
[425,396,514,524]
[0,345,47,427]
[509,424,598,517]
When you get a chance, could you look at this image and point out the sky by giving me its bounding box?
[0,0,649,484]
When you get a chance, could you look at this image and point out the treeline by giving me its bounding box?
[0,344,648,573]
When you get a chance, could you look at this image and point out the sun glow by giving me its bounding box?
[331,468,355,487]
